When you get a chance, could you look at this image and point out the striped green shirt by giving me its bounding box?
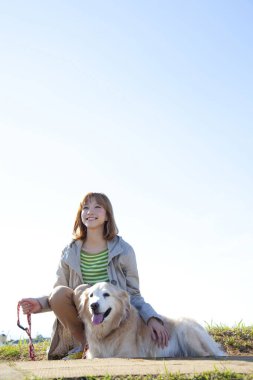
[80,249,109,285]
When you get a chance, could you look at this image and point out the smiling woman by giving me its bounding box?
[18,192,169,360]
[74,193,118,243]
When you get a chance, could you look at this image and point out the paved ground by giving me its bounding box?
[1,356,253,380]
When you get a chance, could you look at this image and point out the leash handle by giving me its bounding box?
[17,302,35,361]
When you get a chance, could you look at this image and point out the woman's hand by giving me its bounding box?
[19,298,42,314]
[147,317,169,348]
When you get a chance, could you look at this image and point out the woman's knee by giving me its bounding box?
[48,286,84,335]
[49,286,74,308]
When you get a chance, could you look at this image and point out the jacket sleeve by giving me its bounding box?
[36,248,70,312]
[120,245,163,324]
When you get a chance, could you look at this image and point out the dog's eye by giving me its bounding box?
[89,293,93,298]
[103,292,110,298]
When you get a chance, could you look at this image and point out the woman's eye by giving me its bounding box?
[95,205,101,209]
[103,293,110,298]
[83,206,88,210]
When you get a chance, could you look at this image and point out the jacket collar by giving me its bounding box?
[64,236,123,271]
[107,235,124,263]
[63,240,83,278]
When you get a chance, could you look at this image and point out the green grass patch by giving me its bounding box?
[0,339,50,361]
[1,322,253,363]
[207,322,253,356]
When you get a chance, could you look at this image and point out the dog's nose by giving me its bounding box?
[90,302,99,312]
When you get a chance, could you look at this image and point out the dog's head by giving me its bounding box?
[79,282,130,337]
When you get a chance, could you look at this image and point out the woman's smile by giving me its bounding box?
[81,198,108,228]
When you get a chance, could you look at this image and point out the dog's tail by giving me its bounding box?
[174,318,225,357]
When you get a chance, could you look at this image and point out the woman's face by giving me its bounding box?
[81,197,107,230]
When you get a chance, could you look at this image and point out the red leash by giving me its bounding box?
[17,303,35,360]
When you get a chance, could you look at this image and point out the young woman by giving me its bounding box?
[19,192,169,359]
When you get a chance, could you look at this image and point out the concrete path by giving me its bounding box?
[1,356,253,380]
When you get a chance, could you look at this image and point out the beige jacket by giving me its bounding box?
[37,236,162,359]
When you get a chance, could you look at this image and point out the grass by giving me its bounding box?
[1,322,253,361]
[0,339,50,361]
[17,372,253,380]
[1,324,253,379]
[206,321,253,356]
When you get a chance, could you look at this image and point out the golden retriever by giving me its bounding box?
[78,282,225,358]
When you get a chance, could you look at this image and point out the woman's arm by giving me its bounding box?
[120,246,160,321]
[19,298,42,314]
[120,245,169,347]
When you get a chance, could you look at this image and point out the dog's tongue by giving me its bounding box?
[92,313,104,325]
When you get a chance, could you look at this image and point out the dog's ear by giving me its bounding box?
[73,284,90,318]
[119,289,130,302]
[119,289,131,317]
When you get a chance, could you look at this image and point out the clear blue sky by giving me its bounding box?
[1,0,252,340]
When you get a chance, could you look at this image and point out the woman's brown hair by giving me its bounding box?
[73,192,118,241]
